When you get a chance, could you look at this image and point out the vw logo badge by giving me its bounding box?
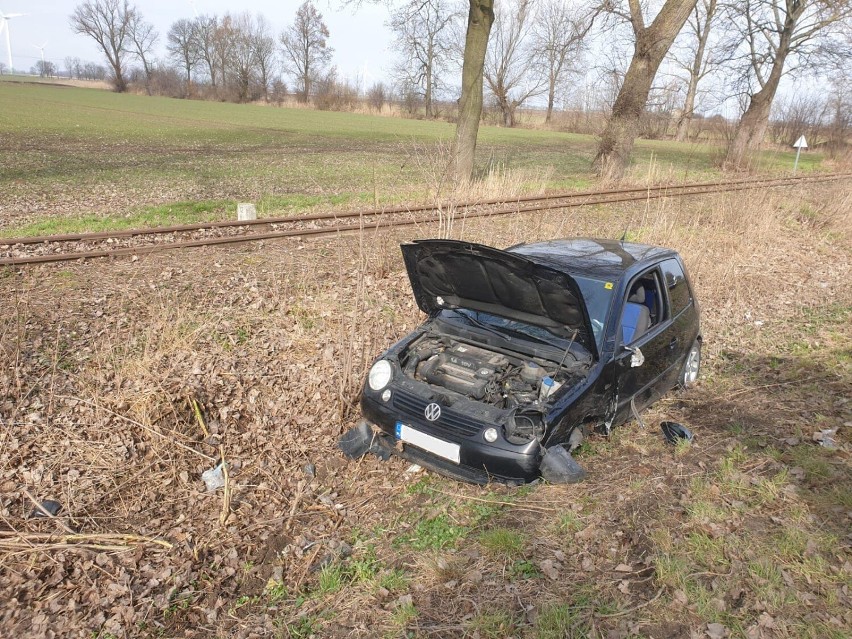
[424,402,441,422]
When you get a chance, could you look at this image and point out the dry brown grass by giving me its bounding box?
[0,179,850,637]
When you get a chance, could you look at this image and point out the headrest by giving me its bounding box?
[628,285,645,303]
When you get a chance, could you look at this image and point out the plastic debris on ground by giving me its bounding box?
[540,445,587,483]
[661,421,694,445]
[202,462,226,492]
[338,421,392,461]
[29,499,62,519]
[812,428,838,449]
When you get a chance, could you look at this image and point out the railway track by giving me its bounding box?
[1,173,848,267]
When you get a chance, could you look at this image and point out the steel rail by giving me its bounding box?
[1,173,848,268]
[2,172,847,247]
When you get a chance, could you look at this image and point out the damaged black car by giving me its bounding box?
[340,238,701,484]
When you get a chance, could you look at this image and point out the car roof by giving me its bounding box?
[506,237,679,279]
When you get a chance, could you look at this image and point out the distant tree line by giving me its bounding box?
[69,0,852,181]
[63,57,108,81]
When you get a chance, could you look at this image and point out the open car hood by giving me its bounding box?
[401,240,597,357]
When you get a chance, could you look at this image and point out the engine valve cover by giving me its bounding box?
[417,343,509,400]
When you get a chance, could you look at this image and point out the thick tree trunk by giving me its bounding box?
[206,59,217,88]
[724,95,773,169]
[724,49,789,169]
[500,98,514,127]
[593,0,696,180]
[545,82,555,124]
[141,59,153,96]
[592,52,658,180]
[425,60,434,118]
[110,61,127,92]
[494,91,514,127]
[453,0,494,183]
[302,62,310,103]
[183,59,192,96]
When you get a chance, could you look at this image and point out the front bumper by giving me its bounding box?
[361,391,541,484]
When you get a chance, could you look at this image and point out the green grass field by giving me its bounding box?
[0,80,826,236]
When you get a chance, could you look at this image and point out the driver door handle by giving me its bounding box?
[668,338,679,351]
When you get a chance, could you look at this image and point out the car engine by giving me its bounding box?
[401,335,586,411]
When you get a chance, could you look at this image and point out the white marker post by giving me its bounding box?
[237,203,257,221]
[792,135,808,174]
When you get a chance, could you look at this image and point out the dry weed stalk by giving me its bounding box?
[0,530,172,554]
[218,444,231,526]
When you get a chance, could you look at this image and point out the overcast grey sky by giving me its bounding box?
[2,0,393,83]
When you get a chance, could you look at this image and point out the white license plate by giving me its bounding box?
[395,422,460,464]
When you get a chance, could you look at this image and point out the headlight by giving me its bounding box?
[504,408,546,445]
[368,359,392,391]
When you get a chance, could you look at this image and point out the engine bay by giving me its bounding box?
[401,334,588,411]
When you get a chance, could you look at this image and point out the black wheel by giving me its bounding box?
[678,340,701,389]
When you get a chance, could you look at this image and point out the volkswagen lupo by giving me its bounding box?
[340,238,701,484]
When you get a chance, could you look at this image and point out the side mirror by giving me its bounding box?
[625,345,644,368]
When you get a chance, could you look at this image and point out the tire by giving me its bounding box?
[678,340,701,389]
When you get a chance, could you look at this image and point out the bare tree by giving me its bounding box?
[64,56,83,79]
[768,94,827,144]
[271,79,288,105]
[167,18,199,93]
[484,0,546,127]
[824,72,851,153]
[453,0,495,181]
[280,1,333,103]
[592,0,697,179]
[723,0,852,169]
[229,13,260,102]
[127,8,158,95]
[214,15,237,94]
[531,0,596,124]
[252,15,277,101]
[32,60,57,77]
[82,62,108,80]
[367,82,388,112]
[70,0,134,92]
[642,76,683,138]
[672,0,719,141]
[390,0,458,118]
[194,15,220,87]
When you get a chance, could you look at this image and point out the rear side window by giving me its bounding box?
[662,259,691,315]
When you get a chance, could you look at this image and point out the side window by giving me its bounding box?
[662,259,691,316]
[621,268,665,344]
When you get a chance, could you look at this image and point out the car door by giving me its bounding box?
[658,258,697,388]
[613,266,673,417]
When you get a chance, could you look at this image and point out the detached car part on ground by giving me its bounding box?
[340,238,702,484]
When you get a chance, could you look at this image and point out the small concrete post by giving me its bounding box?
[237,203,257,221]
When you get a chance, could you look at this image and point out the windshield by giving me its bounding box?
[572,276,615,349]
[438,309,581,352]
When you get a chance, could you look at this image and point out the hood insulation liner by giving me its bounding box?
[402,240,595,355]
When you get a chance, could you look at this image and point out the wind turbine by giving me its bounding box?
[33,41,46,76]
[0,9,27,74]
[188,0,199,18]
